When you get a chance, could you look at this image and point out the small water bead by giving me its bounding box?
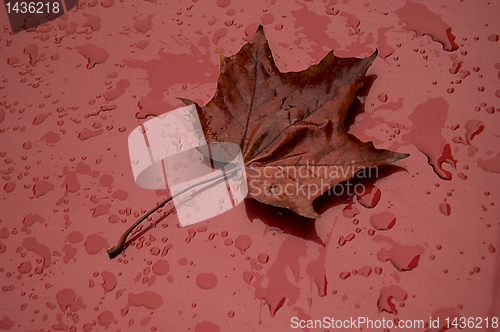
[257,253,269,264]
[377,93,388,103]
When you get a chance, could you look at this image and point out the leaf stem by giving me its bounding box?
[107,167,239,259]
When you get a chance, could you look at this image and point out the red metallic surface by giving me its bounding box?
[0,1,499,331]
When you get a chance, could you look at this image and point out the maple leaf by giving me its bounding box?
[107,26,410,259]
[181,26,409,219]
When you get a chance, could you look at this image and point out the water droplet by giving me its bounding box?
[234,235,252,253]
[439,202,451,216]
[378,93,388,103]
[257,253,269,264]
[216,0,230,8]
[195,273,217,289]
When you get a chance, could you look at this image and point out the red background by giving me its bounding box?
[1,0,499,331]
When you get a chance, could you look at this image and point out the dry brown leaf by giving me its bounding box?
[182,26,408,219]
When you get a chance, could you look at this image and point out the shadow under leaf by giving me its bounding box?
[244,164,407,245]
[244,199,324,246]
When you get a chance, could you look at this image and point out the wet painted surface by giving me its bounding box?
[0,0,499,331]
